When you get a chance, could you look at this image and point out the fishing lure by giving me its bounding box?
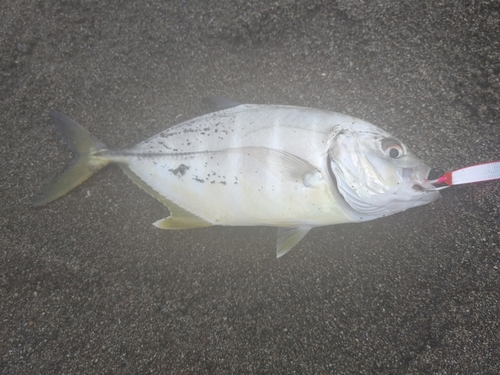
[427,160,500,189]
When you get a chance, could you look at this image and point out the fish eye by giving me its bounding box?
[381,139,404,159]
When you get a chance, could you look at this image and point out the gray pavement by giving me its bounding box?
[2,1,499,373]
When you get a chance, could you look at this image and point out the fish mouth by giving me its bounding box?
[407,166,448,192]
[411,179,436,191]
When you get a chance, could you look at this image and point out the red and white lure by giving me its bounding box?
[426,160,500,190]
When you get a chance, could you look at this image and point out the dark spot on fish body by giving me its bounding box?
[169,164,189,177]
[160,131,179,138]
[193,178,205,183]
[219,181,226,185]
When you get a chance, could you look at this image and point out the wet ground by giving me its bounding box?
[2,1,499,373]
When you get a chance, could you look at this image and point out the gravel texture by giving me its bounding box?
[1,1,499,374]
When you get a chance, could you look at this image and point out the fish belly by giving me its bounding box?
[125,152,353,228]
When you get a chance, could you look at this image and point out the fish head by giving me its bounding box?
[328,122,439,221]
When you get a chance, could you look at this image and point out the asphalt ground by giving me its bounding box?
[1,1,499,374]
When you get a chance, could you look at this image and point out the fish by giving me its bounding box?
[33,97,440,257]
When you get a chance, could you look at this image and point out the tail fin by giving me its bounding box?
[32,111,109,206]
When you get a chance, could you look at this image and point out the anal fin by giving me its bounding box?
[276,226,311,258]
[153,206,211,230]
[119,165,211,230]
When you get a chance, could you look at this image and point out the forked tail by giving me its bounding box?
[32,111,110,206]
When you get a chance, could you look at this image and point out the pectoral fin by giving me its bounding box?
[233,147,322,185]
[276,226,312,258]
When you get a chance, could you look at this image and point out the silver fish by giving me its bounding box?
[33,98,439,257]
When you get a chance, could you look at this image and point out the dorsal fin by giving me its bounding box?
[203,96,242,112]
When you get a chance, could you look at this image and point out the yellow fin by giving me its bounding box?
[33,111,109,206]
[153,212,211,229]
[119,165,211,230]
